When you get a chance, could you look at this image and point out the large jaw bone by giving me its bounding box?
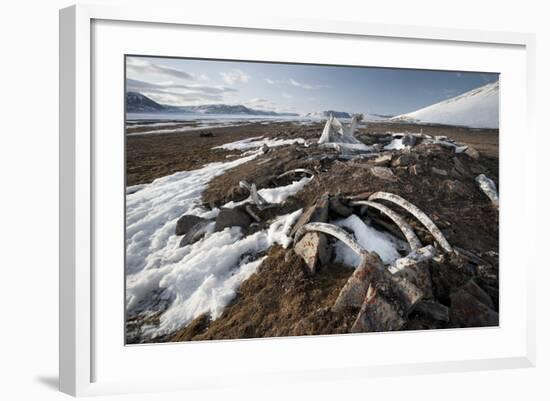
[368,192,453,253]
[350,200,422,251]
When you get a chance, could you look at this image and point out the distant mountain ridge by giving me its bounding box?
[126,92,299,116]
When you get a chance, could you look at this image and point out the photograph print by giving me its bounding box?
[125,56,499,344]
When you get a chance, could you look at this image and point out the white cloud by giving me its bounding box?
[126,78,238,106]
[264,78,278,84]
[220,69,250,85]
[127,58,199,81]
[289,78,328,90]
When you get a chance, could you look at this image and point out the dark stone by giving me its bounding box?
[199,131,214,137]
[414,300,449,322]
[462,279,495,310]
[214,208,252,231]
[179,220,212,247]
[401,134,417,147]
[329,196,352,217]
[449,289,499,327]
[175,215,206,236]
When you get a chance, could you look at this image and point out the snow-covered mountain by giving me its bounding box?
[126,92,298,116]
[126,92,166,113]
[392,81,499,129]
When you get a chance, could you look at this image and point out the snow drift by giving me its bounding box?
[392,81,499,129]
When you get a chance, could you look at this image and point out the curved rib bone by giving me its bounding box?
[294,222,365,257]
[350,200,422,251]
[276,168,315,180]
[368,192,453,253]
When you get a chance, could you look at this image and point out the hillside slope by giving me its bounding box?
[393,81,499,129]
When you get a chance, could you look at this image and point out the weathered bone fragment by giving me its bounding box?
[244,205,261,222]
[368,192,453,253]
[318,114,365,145]
[350,200,422,251]
[276,168,315,180]
[329,195,353,217]
[475,174,499,209]
[386,245,436,274]
[239,180,271,210]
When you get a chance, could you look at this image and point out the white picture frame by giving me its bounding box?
[59,4,536,397]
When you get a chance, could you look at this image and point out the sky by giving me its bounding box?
[126,56,498,116]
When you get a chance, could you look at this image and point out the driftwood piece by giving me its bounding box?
[350,200,422,251]
[368,192,453,253]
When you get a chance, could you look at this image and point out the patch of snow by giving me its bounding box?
[213,136,305,151]
[126,153,259,276]
[384,138,407,150]
[223,177,312,209]
[129,210,302,337]
[332,215,401,266]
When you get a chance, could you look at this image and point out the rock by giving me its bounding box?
[369,166,396,180]
[199,131,214,137]
[175,215,207,236]
[442,179,469,196]
[329,196,352,217]
[462,279,495,310]
[464,146,480,160]
[414,300,450,322]
[351,285,406,333]
[294,232,330,274]
[261,144,269,154]
[214,208,252,231]
[431,167,448,176]
[179,220,212,247]
[332,252,384,312]
[402,134,417,147]
[290,195,329,237]
[450,288,499,327]
[452,157,469,176]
